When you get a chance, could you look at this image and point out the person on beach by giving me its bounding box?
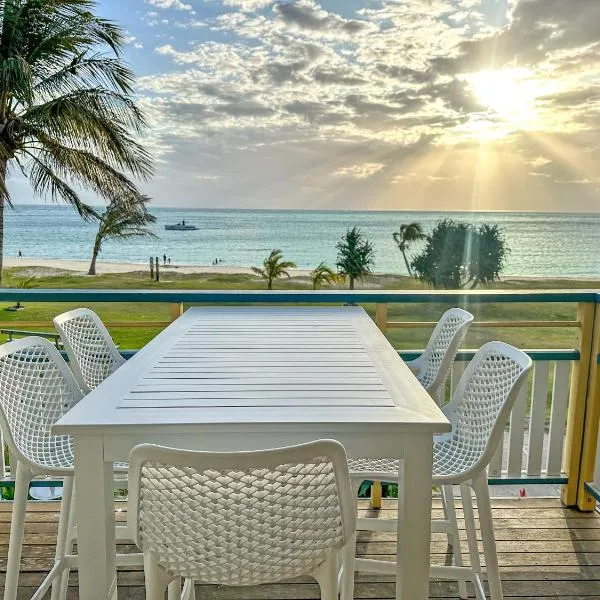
[167,258,171,265]
[18,249,22,258]
[163,254,167,266]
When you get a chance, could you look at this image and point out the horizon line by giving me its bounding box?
[9,202,600,216]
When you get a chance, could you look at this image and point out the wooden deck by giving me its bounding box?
[1,497,599,599]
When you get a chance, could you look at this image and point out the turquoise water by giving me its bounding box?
[5,205,600,277]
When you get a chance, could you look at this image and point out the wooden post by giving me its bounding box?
[169,303,184,322]
[576,303,600,510]
[149,257,154,280]
[155,257,159,282]
[375,303,388,335]
[561,302,597,508]
[371,303,387,509]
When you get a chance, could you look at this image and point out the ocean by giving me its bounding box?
[6,205,600,278]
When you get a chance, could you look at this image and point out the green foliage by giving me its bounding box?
[310,262,340,290]
[411,219,508,289]
[0,0,153,281]
[89,196,156,274]
[336,226,375,289]
[392,222,425,276]
[251,249,297,290]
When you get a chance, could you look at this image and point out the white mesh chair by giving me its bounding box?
[406,308,474,406]
[53,308,125,394]
[128,440,357,600]
[349,342,532,600]
[0,337,130,600]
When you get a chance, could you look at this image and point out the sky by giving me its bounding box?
[12,0,600,211]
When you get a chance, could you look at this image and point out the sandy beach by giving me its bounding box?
[4,257,314,277]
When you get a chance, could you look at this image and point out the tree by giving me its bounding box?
[411,219,508,289]
[310,262,339,290]
[0,0,153,284]
[392,222,425,277]
[252,249,296,290]
[88,197,156,275]
[336,226,375,290]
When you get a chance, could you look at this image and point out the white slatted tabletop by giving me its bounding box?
[55,306,450,600]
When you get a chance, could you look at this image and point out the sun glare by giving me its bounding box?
[464,68,539,129]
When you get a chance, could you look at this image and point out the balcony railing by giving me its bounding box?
[0,288,598,511]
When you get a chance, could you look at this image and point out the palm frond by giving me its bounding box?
[0,0,152,259]
[25,137,149,205]
[23,150,96,219]
[34,53,135,96]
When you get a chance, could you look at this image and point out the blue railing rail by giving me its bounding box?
[0,288,598,303]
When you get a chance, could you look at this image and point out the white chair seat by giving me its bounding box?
[349,438,475,483]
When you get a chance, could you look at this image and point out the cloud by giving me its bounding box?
[274,1,371,36]
[147,0,193,11]
[131,0,600,211]
[222,0,274,10]
[334,163,385,178]
[529,156,552,169]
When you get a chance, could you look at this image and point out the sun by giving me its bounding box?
[464,68,539,127]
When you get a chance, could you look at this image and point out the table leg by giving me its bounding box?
[396,436,433,600]
[73,435,117,600]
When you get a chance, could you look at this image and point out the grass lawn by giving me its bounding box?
[0,266,596,351]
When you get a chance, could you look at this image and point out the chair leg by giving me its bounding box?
[182,578,196,600]
[59,480,77,599]
[340,533,356,600]
[460,485,481,574]
[472,474,503,600]
[144,552,172,600]
[51,476,74,600]
[442,485,468,599]
[461,484,486,600]
[4,462,32,600]
[315,554,339,600]
[168,577,182,600]
[441,484,456,547]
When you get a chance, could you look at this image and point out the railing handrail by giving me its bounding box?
[0,288,599,303]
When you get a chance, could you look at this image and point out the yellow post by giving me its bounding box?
[371,302,387,509]
[169,302,184,322]
[561,302,597,507]
[576,303,600,510]
[375,303,388,335]
[370,480,382,510]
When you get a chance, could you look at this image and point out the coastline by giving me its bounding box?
[3,257,314,277]
[4,257,600,284]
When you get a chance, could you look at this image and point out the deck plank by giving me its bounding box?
[0,498,599,599]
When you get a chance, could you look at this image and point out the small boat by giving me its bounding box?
[165,221,198,231]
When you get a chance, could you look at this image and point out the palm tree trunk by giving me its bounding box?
[349,277,354,290]
[0,159,6,286]
[88,235,101,275]
[401,250,412,277]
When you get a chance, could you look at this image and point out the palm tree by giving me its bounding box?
[88,197,156,275]
[252,249,296,290]
[310,262,339,290]
[336,226,375,290]
[0,0,153,284]
[392,222,425,277]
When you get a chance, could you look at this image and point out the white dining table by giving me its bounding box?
[54,305,450,600]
